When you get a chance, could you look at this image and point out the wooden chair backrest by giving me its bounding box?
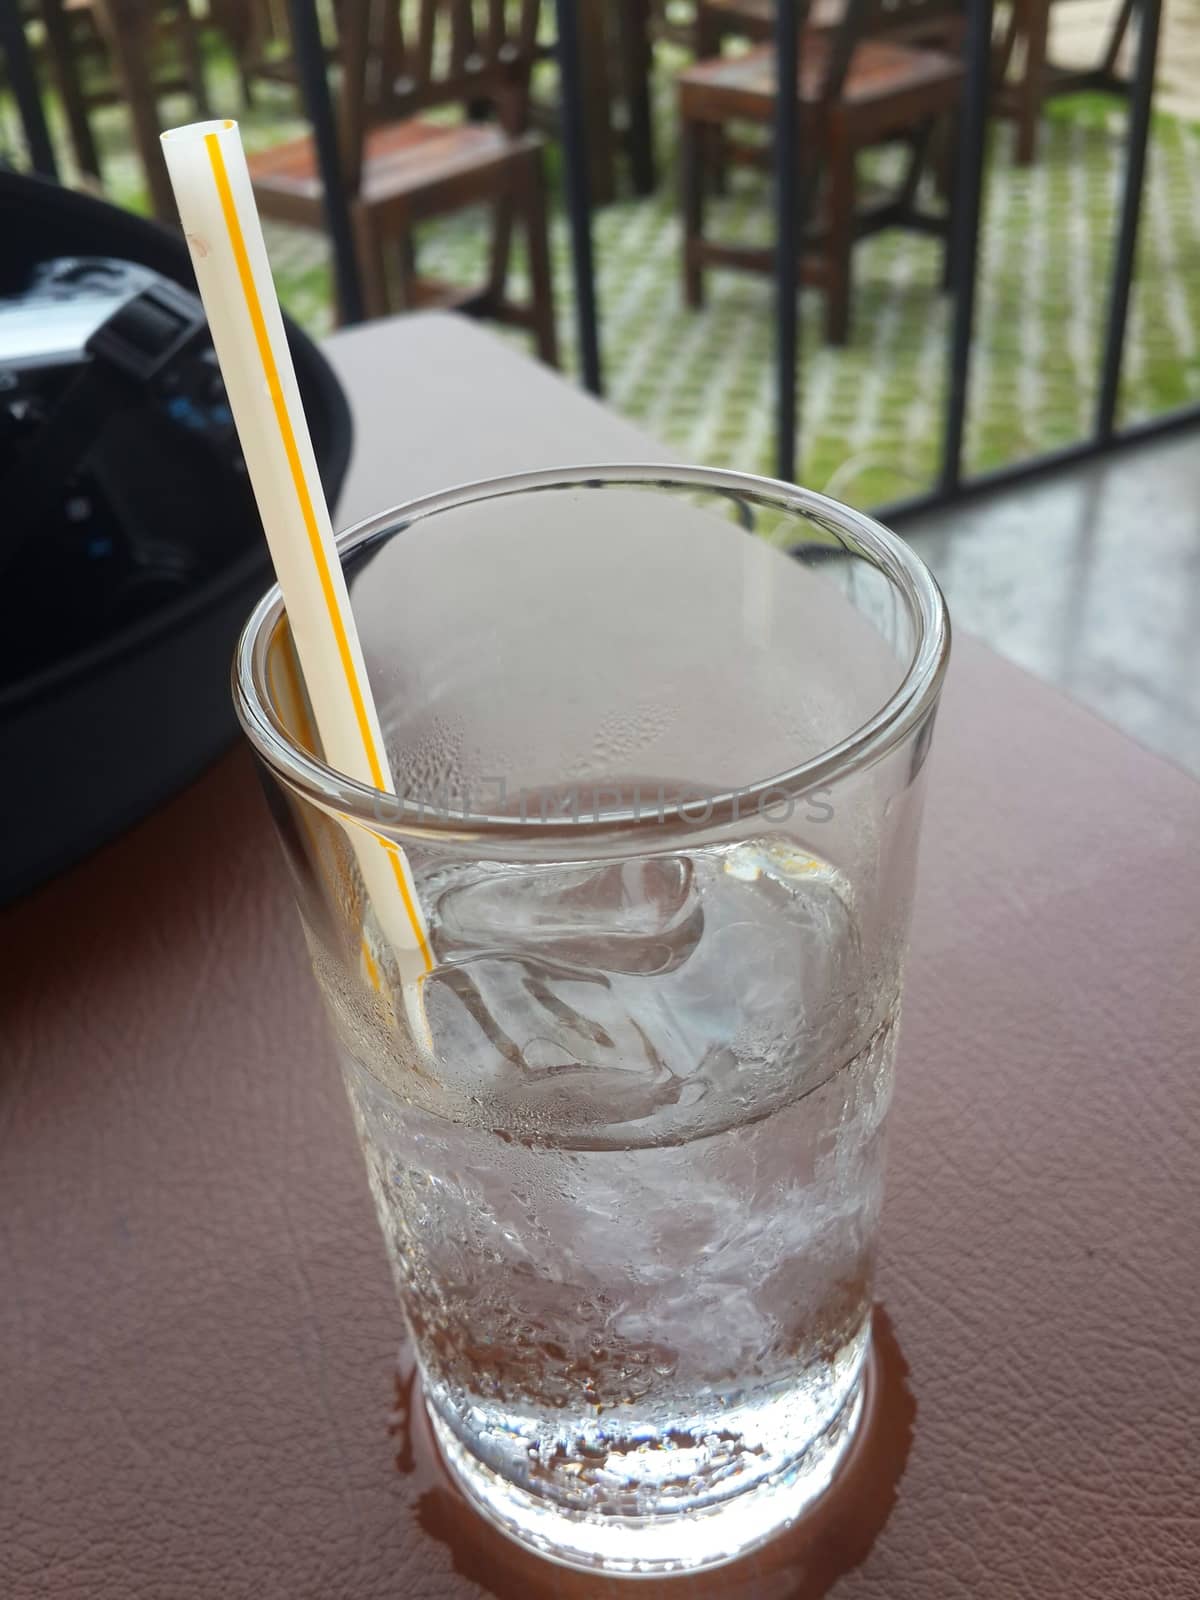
[798,0,961,104]
[865,0,965,41]
[692,0,965,53]
[690,0,876,103]
[336,0,542,189]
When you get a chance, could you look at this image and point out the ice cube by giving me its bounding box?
[417,841,866,1148]
[432,857,704,976]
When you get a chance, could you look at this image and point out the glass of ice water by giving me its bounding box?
[234,466,949,1577]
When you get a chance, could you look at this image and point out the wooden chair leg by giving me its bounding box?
[694,7,742,194]
[209,0,254,105]
[521,154,560,367]
[1100,0,1136,77]
[381,225,412,312]
[897,124,931,212]
[1016,0,1048,165]
[708,122,729,196]
[175,0,211,117]
[936,112,959,291]
[243,0,269,108]
[40,0,101,179]
[238,0,270,108]
[577,0,617,205]
[681,114,707,309]
[618,0,656,196]
[992,0,1021,86]
[486,197,516,312]
[352,208,391,320]
[694,5,722,60]
[825,127,855,347]
[97,0,176,222]
[399,231,419,306]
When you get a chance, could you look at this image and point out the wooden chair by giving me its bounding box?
[696,0,964,60]
[678,0,964,344]
[699,0,1136,169]
[696,0,773,52]
[246,0,557,362]
[691,0,963,196]
[992,0,1135,165]
[36,0,210,219]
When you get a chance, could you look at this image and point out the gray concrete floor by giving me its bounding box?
[900,429,1200,776]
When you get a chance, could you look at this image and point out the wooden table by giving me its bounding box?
[2,313,1198,1599]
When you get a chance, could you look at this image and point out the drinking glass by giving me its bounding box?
[233,465,949,1576]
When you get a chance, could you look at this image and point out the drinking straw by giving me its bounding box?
[161,119,433,1021]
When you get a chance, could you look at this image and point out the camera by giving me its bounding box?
[0,256,257,681]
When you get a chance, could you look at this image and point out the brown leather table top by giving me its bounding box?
[3,315,1198,1600]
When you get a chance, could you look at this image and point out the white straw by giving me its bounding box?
[161,119,433,1005]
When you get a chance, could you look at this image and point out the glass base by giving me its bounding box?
[425,1352,871,1579]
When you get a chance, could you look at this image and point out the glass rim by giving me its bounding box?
[233,463,951,842]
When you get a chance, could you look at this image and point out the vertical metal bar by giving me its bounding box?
[774,0,800,484]
[556,0,604,394]
[0,0,59,180]
[939,0,992,496]
[1095,0,1161,442]
[286,0,364,325]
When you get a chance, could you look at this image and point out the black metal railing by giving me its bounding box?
[550,0,1192,520]
[937,0,993,501]
[321,0,1193,516]
[869,0,1189,524]
[1094,0,1161,443]
[553,0,604,396]
[2,0,1193,514]
[541,0,1192,516]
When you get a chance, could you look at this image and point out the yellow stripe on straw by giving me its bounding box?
[199,130,432,977]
